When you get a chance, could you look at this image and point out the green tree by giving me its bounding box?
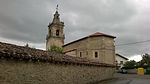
[123,60,138,69]
[48,45,63,53]
[139,53,150,67]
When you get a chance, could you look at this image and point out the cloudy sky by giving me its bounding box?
[0,0,150,61]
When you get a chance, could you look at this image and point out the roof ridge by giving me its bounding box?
[63,32,116,47]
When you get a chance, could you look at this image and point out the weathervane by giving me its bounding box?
[56,4,58,11]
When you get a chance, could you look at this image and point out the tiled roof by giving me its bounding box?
[0,42,115,67]
[89,32,116,38]
[63,32,116,47]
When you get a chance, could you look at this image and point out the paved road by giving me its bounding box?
[98,73,150,84]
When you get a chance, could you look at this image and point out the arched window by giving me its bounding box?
[56,30,59,36]
[49,30,51,36]
[79,52,82,57]
[95,52,98,58]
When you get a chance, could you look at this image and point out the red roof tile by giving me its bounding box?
[89,32,116,38]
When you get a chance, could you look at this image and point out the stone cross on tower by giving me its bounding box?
[46,5,65,50]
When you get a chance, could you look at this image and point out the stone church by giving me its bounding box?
[46,8,116,65]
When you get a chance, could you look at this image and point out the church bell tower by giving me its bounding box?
[46,5,65,50]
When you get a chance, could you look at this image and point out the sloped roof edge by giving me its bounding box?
[63,32,116,47]
[116,53,128,60]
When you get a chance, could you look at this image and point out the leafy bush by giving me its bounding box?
[123,60,138,69]
[48,45,63,53]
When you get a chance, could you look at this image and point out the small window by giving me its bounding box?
[80,52,82,57]
[95,52,98,58]
[86,51,88,55]
[115,61,118,65]
[120,61,123,64]
[49,30,51,36]
[56,30,59,36]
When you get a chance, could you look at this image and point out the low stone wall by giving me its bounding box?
[0,59,115,84]
[0,42,115,84]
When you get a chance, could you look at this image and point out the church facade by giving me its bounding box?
[63,32,116,65]
[46,9,116,65]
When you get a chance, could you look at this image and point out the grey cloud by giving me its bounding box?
[61,0,137,40]
[0,0,150,57]
[0,0,51,43]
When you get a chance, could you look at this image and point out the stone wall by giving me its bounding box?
[46,37,64,50]
[0,42,115,84]
[0,59,115,84]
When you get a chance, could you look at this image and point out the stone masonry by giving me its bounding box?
[46,10,65,50]
[63,32,116,65]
